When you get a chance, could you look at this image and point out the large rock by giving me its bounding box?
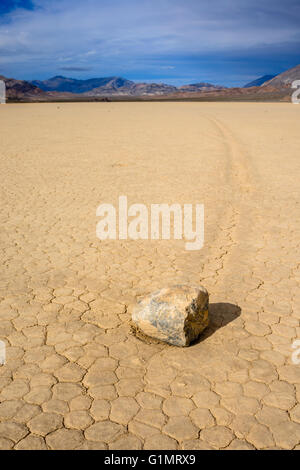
[131,285,209,347]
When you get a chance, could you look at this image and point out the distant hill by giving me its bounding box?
[178,82,225,92]
[84,80,178,96]
[244,75,275,88]
[261,64,300,88]
[0,75,47,100]
[30,76,134,94]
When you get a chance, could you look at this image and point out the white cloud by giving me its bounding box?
[0,0,299,79]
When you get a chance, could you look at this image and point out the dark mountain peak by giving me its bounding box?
[244,75,276,88]
[50,75,67,80]
[30,75,133,93]
[190,82,219,87]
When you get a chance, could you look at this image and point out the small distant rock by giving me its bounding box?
[131,285,209,347]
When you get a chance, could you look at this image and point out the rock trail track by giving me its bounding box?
[0,102,299,450]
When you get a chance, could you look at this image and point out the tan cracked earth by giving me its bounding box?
[0,102,300,450]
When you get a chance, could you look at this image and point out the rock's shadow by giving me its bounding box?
[192,302,241,345]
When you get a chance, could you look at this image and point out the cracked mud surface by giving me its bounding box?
[0,102,299,450]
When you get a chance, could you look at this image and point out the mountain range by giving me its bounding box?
[1,64,299,102]
[30,76,225,96]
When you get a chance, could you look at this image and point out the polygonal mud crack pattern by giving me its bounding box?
[0,103,299,449]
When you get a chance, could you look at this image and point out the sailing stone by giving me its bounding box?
[131,285,209,346]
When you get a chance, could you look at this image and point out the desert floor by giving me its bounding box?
[0,102,299,450]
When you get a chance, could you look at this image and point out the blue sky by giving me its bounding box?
[0,0,300,86]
